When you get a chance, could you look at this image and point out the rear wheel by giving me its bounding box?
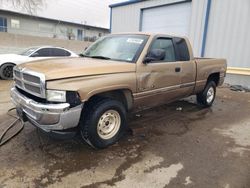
[80,98,127,149]
[0,63,15,80]
[197,81,216,107]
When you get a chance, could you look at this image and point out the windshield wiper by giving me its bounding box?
[89,55,111,60]
[79,53,90,57]
[80,54,111,60]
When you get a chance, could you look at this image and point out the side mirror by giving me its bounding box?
[143,49,166,64]
[30,52,39,57]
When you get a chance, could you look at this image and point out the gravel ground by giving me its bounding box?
[0,80,249,188]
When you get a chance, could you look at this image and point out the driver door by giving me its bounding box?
[134,37,182,109]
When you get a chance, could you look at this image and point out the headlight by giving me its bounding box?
[46,90,66,102]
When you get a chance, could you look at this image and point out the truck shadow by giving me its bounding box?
[28,98,211,156]
[2,88,250,187]
[0,98,212,187]
[36,97,210,151]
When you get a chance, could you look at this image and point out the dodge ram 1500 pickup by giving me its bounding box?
[11,33,227,148]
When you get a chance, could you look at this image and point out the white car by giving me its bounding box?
[0,46,78,80]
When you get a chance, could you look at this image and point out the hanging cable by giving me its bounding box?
[0,108,24,147]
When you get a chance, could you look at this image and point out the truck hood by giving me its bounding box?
[18,57,136,80]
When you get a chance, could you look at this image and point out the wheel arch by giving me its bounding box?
[0,62,16,79]
[85,89,134,111]
[207,72,220,86]
[0,62,16,67]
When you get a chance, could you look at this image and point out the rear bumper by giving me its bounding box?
[10,87,83,133]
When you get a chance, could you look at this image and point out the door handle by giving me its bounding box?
[175,67,181,72]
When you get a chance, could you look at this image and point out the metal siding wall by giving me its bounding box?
[205,0,250,68]
[112,5,140,33]
[189,0,207,57]
[111,0,187,33]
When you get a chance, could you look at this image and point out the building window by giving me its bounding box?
[98,33,102,37]
[11,19,20,29]
[39,23,53,32]
[77,29,83,40]
[0,17,7,32]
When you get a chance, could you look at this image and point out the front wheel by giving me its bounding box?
[80,98,127,149]
[0,63,15,80]
[197,81,216,107]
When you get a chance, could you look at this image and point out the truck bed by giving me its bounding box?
[193,57,227,93]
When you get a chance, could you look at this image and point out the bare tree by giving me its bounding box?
[0,0,45,14]
[66,27,75,40]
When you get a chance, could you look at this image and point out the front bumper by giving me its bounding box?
[10,87,83,132]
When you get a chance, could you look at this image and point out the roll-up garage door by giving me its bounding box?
[141,2,191,36]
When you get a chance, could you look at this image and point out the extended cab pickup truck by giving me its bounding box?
[11,33,227,148]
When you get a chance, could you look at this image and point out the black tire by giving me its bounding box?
[80,98,127,149]
[0,63,15,80]
[197,81,216,107]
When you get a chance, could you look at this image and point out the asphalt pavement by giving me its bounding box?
[0,80,249,188]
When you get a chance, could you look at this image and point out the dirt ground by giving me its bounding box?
[0,80,249,188]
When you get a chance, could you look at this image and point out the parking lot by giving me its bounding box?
[0,80,250,188]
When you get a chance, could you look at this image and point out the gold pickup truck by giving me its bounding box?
[11,33,227,148]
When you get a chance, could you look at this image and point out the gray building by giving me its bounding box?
[0,9,109,41]
[110,0,250,88]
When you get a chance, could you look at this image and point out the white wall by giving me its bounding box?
[205,0,250,69]
[111,0,186,33]
[189,0,207,57]
[0,12,109,40]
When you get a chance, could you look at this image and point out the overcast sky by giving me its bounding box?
[0,0,125,28]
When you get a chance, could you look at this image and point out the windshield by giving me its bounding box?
[83,35,149,62]
[19,47,39,56]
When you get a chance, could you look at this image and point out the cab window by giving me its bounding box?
[150,38,176,62]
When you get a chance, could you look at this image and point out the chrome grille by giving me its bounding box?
[13,67,46,98]
[15,79,22,88]
[14,70,21,78]
[23,83,41,94]
[23,73,40,83]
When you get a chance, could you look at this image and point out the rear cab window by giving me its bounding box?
[52,48,71,56]
[173,37,190,61]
